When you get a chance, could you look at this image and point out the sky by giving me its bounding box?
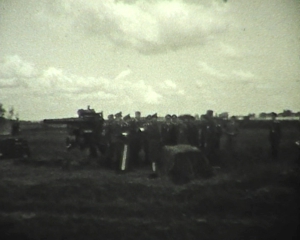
[0,0,300,121]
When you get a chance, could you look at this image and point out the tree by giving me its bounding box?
[0,103,6,118]
[7,107,14,120]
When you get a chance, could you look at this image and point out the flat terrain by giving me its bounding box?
[0,124,299,240]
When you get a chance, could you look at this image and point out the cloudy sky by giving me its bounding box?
[0,0,300,120]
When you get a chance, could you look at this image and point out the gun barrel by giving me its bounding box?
[43,118,88,125]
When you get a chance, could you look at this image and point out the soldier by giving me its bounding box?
[135,111,141,121]
[296,117,300,164]
[101,114,115,167]
[142,115,152,166]
[107,114,114,121]
[127,116,143,168]
[144,113,162,174]
[11,118,20,136]
[108,112,125,170]
[185,115,200,148]
[171,114,180,144]
[123,114,131,122]
[115,112,122,121]
[200,110,216,149]
[161,114,178,146]
[224,116,239,152]
[214,118,223,150]
[177,115,188,144]
[269,112,281,159]
[200,110,219,163]
[296,139,300,164]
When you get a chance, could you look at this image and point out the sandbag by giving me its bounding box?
[158,144,213,184]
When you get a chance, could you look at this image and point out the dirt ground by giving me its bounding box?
[0,125,299,240]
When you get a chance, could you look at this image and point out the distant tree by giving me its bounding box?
[0,103,6,118]
[248,113,255,119]
[7,107,14,120]
[259,112,267,118]
[282,110,293,117]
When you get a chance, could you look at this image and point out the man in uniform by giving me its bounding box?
[11,118,20,136]
[101,114,114,167]
[200,110,218,163]
[296,116,300,164]
[185,115,200,148]
[224,116,239,151]
[200,110,216,149]
[127,115,143,168]
[161,114,178,146]
[269,112,281,160]
[142,115,152,166]
[144,113,162,174]
[109,112,126,170]
[135,111,141,121]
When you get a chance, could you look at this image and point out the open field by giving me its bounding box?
[1,124,300,240]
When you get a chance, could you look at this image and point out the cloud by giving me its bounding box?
[40,0,230,54]
[198,61,228,79]
[218,42,241,58]
[0,55,37,89]
[0,55,166,107]
[144,86,163,104]
[160,79,177,89]
[158,79,185,97]
[198,61,260,84]
[232,69,256,80]
[114,69,132,81]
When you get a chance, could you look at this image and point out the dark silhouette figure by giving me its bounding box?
[269,112,281,160]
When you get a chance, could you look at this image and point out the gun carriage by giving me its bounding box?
[43,107,106,158]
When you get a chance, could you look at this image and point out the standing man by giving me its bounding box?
[224,116,239,151]
[223,116,239,166]
[145,114,162,174]
[102,114,115,168]
[161,114,178,146]
[214,118,223,150]
[11,118,20,136]
[127,116,143,168]
[186,115,200,148]
[200,110,218,162]
[269,112,281,160]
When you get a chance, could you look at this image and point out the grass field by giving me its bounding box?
[0,124,299,240]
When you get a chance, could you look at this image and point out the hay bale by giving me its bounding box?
[158,144,213,184]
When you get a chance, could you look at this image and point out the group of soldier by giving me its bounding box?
[62,106,289,172]
[96,110,241,172]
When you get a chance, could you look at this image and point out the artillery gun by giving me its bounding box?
[43,107,106,157]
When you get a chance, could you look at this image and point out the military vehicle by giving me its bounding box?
[0,117,30,159]
[0,136,31,159]
[43,106,106,158]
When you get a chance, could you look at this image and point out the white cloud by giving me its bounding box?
[144,86,163,104]
[0,55,37,79]
[40,0,230,54]
[0,55,165,107]
[218,42,241,58]
[198,61,260,84]
[114,69,132,81]
[198,61,228,79]
[161,79,177,89]
[232,69,256,80]
[0,55,37,89]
